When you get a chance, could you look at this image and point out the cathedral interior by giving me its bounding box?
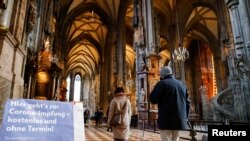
[0,0,250,126]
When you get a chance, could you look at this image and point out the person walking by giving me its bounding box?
[149,66,190,141]
[95,109,102,127]
[107,87,132,141]
[84,109,90,127]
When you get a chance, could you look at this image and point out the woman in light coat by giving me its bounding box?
[107,87,132,141]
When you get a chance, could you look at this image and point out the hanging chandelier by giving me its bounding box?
[172,43,189,61]
[172,0,189,62]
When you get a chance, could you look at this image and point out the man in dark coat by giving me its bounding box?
[149,66,190,141]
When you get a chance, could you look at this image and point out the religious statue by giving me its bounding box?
[138,48,147,71]
[133,0,144,47]
[139,88,146,103]
[238,61,249,78]
[26,0,37,32]
[38,38,53,69]
[199,84,208,95]
[199,82,212,120]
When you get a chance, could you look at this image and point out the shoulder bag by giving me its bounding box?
[110,100,127,125]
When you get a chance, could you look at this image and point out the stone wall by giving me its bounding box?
[0,31,25,126]
[0,76,11,126]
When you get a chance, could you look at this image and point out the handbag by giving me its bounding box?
[110,112,122,125]
[110,100,127,125]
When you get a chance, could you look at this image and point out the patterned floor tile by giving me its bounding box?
[84,122,207,141]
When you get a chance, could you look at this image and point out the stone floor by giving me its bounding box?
[84,121,207,141]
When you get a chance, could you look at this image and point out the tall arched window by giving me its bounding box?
[66,76,71,101]
[74,74,81,101]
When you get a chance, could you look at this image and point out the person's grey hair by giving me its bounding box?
[160,66,172,78]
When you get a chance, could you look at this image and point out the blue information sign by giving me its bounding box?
[0,99,82,141]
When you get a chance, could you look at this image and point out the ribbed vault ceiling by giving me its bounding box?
[184,6,217,48]
[65,11,107,76]
[59,0,218,77]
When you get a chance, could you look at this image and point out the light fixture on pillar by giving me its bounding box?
[172,1,189,61]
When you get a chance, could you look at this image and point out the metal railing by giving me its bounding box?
[132,116,250,141]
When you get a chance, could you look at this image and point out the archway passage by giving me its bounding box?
[186,39,217,117]
[199,43,217,100]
